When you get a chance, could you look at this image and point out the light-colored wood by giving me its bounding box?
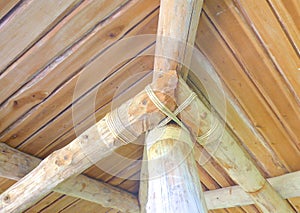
[203,0,300,154]
[204,170,300,209]
[177,78,295,212]
[4,143,300,212]
[180,0,204,80]
[188,75,287,177]
[24,192,63,213]
[267,0,300,55]
[0,143,139,212]
[153,0,203,79]
[0,0,80,73]
[195,12,300,171]
[0,60,179,212]
[144,125,208,212]
[0,5,158,152]
[139,145,149,213]
[0,0,20,20]
[142,1,207,212]
[234,0,300,103]
[0,0,158,136]
[0,0,126,112]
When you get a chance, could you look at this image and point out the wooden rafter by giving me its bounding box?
[1,143,299,210]
[0,1,296,212]
[0,143,139,212]
[205,170,300,209]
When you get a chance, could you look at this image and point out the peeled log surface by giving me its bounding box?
[1,142,299,210]
[144,125,207,213]
[0,70,178,212]
[0,143,139,212]
[205,170,300,209]
[177,78,295,212]
[153,0,203,81]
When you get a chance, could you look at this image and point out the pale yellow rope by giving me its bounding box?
[145,85,220,146]
[106,108,137,144]
[106,84,218,145]
[158,92,197,127]
[145,85,189,131]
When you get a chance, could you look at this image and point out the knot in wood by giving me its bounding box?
[54,150,73,167]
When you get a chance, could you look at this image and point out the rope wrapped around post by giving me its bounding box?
[105,77,220,145]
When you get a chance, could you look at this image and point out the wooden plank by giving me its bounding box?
[204,171,300,209]
[0,0,155,134]
[288,197,300,212]
[203,0,300,152]
[0,56,179,211]
[194,147,257,212]
[0,178,15,194]
[234,0,300,103]
[84,143,143,181]
[0,143,139,212]
[267,0,300,55]
[24,192,63,213]
[38,196,78,213]
[0,3,158,150]
[0,0,81,73]
[195,12,300,171]
[60,200,109,213]
[0,0,126,106]
[0,0,20,20]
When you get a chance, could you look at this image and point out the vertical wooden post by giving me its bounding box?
[144,125,207,213]
[139,0,206,212]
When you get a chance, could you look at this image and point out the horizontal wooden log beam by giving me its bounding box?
[177,78,295,212]
[0,68,178,212]
[205,170,300,209]
[2,142,299,211]
[0,143,139,212]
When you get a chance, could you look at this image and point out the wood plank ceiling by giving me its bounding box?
[0,0,299,212]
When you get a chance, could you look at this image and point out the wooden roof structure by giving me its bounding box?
[0,0,299,212]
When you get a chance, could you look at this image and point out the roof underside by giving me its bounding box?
[0,0,299,212]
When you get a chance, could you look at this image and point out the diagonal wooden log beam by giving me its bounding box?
[0,143,139,212]
[1,142,299,210]
[142,0,294,212]
[0,68,177,212]
[0,1,295,212]
[178,79,295,212]
[205,170,300,210]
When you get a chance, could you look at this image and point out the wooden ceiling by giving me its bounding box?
[0,0,299,212]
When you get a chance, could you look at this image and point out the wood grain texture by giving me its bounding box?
[204,0,300,152]
[0,0,20,20]
[0,1,159,150]
[0,0,157,136]
[178,79,294,212]
[234,0,300,104]
[0,68,179,212]
[205,171,300,209]
[145,126,208,212]
[0,0,126,106]
[195,13,300,171]
[0,140,139,212]
[267,0,300,55]
[0,0,81,73]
